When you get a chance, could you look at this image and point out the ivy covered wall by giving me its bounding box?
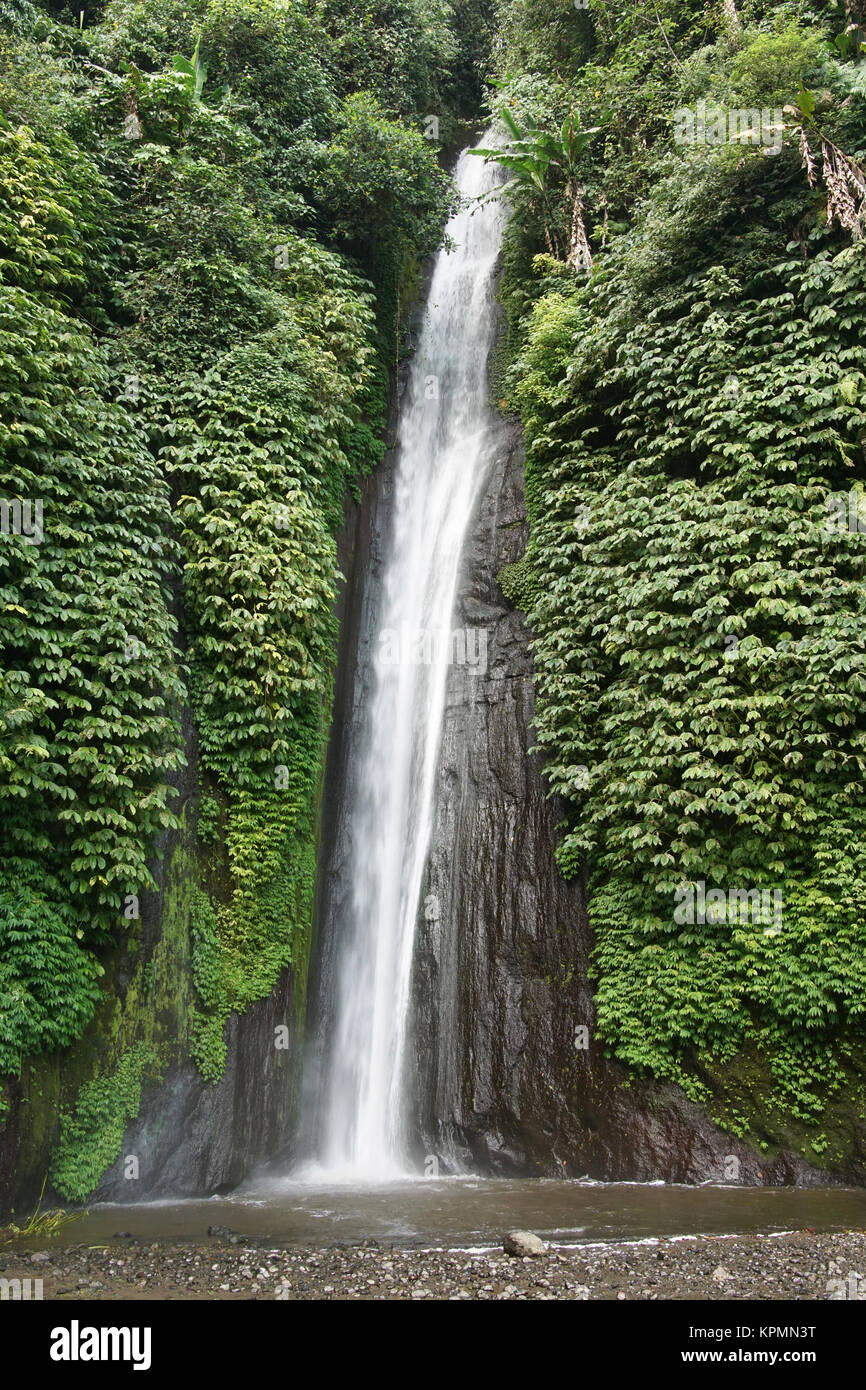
[490,0,866,1159]
[0,0,490,1206]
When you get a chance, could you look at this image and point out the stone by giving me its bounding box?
[503,1230,547,1258]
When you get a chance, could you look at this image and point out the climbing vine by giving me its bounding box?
[50,1043,158,1202]
[0,0,456,1098]
[497,0,866,1136]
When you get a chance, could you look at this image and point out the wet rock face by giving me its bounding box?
[405,418,844,1186]
[94,973,300,1202]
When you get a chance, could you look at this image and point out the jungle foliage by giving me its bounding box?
[0,0,478,1090]
[493,0,866,1140]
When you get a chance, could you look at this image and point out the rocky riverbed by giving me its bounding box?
[2,1228,864,1300]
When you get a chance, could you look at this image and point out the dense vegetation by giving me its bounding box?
[0,0,486,1153]
[493,0,866,1148]
[2,0,865,1190]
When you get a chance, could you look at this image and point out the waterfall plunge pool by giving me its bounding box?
[27,1179,866,1252]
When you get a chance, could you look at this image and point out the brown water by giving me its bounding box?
[32,1179,866,1251]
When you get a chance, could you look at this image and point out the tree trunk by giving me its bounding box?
[565,180,592,271]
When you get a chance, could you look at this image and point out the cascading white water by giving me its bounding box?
[313,140,507,1178]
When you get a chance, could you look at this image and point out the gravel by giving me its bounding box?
[1,1228,864,1300]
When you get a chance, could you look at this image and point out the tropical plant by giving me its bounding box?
[170,34,208,99]
[471,103,599,266]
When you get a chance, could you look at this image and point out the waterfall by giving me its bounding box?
[307,139,507,1179]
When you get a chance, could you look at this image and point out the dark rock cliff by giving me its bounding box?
[402,411,861,1186]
